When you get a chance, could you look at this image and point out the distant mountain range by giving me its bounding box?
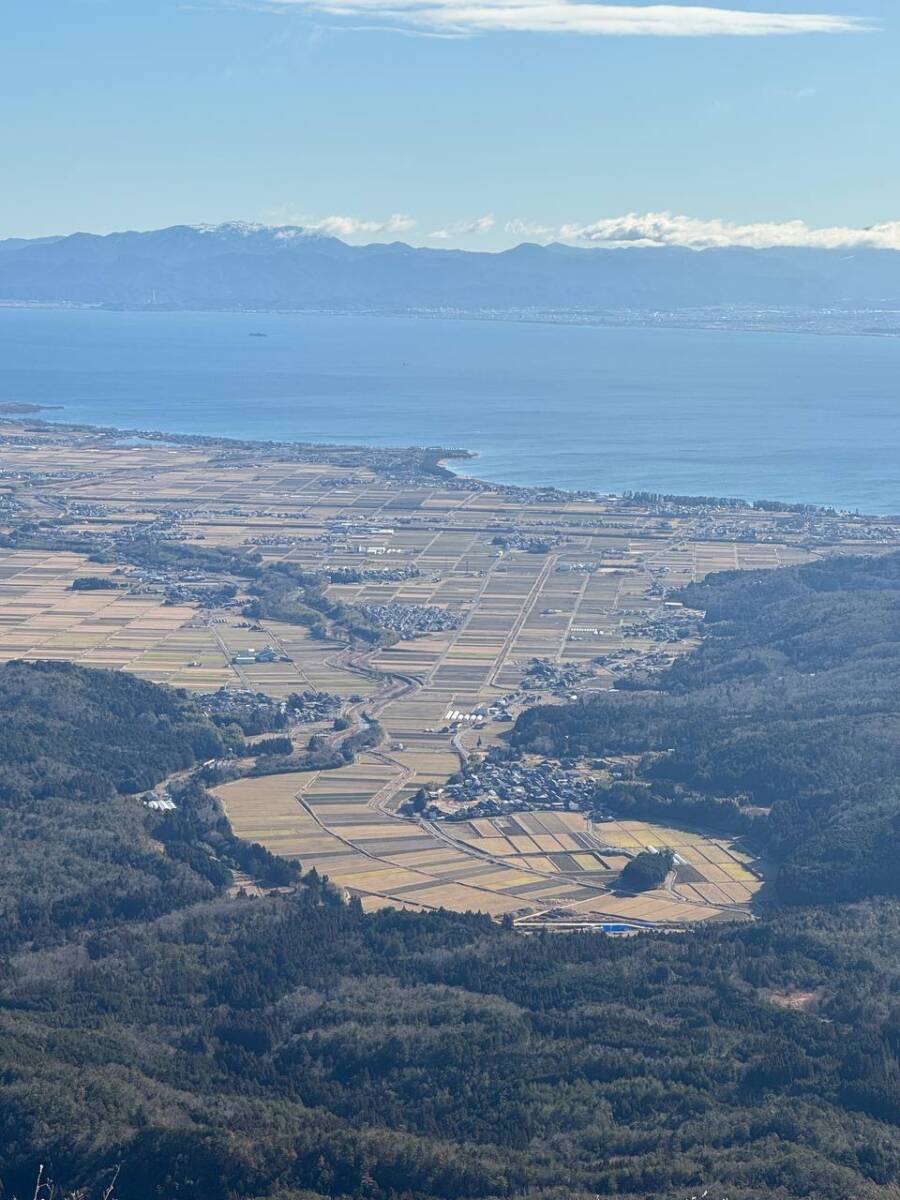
[2,221,900,314]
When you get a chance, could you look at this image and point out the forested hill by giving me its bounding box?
[0,658,222,798]
[4,881,900,1200]
[0,660,234,951]
[513,550,900,905]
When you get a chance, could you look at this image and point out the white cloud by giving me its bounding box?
[250,209,900,251]
[428,214,496,239]
[258,1,866,38]
[559,212,900,250]
[504,218,556,241]
[305,212,417,237]
[259,209,418,238]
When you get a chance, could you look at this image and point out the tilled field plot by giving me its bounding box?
[0,549,234,686]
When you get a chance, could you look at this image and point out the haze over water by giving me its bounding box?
[1,307,898,514]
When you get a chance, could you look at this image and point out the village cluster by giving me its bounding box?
[415,754,605,822]
[357,601,464,637]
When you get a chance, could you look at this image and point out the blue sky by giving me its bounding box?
[2,0,896,248]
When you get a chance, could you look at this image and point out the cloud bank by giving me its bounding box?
[560,212,900,250]
[300,213,417,237]
[428,214,495,240]
[264,210,500,242]
[260,1,865,38]
[256,210,900,251]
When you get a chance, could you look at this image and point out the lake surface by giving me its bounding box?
[1,308,898,513]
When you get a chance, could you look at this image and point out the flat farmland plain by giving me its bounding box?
[0,549,219,684]
[1,420,891,926]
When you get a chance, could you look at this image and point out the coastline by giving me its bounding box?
[5,412,893,522]
[1,299,899,341]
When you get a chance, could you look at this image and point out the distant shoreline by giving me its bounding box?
[0,401,62,414]
[1,301,899,342]
[5,413,892,522]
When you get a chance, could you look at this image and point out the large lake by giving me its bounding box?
[1,308,898,513]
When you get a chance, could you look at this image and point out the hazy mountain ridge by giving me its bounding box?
[2,222,900,312]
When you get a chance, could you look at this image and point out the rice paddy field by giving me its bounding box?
[0,420,880,926]
[594,818,763,908]
[216,764,741,924]
[0,549,219,685]
[435,811,761,919]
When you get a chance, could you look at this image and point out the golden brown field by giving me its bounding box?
[0,419,879,926]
